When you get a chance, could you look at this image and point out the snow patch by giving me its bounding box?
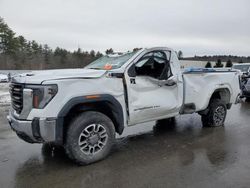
[0,92,10,105]
[0,83,10,105]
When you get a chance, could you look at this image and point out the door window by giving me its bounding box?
[135,51,172,80]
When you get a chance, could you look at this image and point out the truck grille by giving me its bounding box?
[9,83,23,114]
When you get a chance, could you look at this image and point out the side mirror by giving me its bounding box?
[128,64,136,77]
[158,76,177,87]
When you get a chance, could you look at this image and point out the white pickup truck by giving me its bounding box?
[7,47,241,165]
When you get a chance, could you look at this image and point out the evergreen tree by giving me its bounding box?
[17,35,27,51]
[96,51,103,58]
[31,40,40,54]
[90,50,95,57]
[0,17,19,54]
[214,59,224,68]
[105,48,114,55]
[43,44,51,67]
[205,61,212,68]
[225,59,233,67]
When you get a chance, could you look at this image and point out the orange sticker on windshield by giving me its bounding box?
[103,64,112,70]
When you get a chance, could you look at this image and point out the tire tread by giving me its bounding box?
[65,111,115,165]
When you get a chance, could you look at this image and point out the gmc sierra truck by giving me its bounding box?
[7,47,241,165]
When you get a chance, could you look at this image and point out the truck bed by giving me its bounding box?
[182,68,240,112]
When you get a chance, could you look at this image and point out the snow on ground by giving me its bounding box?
[0,83,10,106]
[0,93,10,105]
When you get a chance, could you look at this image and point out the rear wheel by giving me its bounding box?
[202,99,227,127]
[65,111,115,165]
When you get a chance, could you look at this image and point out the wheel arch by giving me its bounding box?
[209,88,231,107]
[56,94,124,144]
[198,88,231,115]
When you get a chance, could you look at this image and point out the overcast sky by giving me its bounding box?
[0,0,249,56]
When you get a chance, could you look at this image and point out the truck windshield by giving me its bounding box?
[85,51,136,70]
[233,64,250,73]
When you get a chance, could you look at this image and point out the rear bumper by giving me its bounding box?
[7,112,58,144]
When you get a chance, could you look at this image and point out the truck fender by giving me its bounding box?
[198,87,231,115]
[56,94,124,144]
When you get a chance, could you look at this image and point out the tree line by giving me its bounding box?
[1,17,249,70]
[0,17,105,70]
[184,55,250,64]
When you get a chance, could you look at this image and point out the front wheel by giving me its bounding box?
[65,111,115,165]
[201,99,227,127]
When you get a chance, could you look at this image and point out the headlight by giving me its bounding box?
[26,84,58,109]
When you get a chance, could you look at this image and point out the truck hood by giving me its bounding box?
[12,69,107,84]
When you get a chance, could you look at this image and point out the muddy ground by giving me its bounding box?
[0,84,250,187]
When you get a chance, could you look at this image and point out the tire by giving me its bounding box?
[246,97,250,102]
[65,111,115,165]
[201,99,227,127]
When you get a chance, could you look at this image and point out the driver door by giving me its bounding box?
[125,50,182,125]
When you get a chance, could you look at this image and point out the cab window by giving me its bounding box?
[135,51,172,80]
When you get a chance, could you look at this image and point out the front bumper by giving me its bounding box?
[7,112,58,143]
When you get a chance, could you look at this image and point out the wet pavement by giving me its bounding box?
[0,102,250,188]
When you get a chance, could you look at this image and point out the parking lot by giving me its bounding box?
[0,89,250,188]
